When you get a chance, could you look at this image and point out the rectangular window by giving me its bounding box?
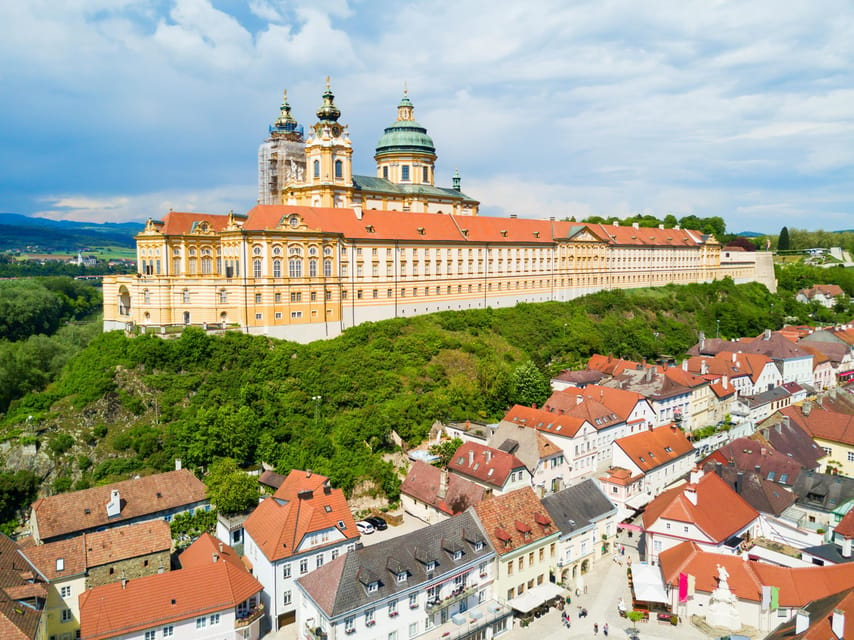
[255,293,262,303]
[221,290,228,303]
[60,585,72,598]
[409,593,418,608]
[310,291,317,301]
[422,166,428,182]
[209,614,220,625]
[300,558,309,574]
[316,555,324,569]
[162,626,174,637]
[145,632,156,640]
[275,312,282,319]
[409,622,418,638]
[196,618,207,629]
[291,311,302,319]
[283,590,292,605]
[255,313,262,320]
[283,564,291,578]
[849,451,854,462]
[61,609,72,622]
[401,165,410,181]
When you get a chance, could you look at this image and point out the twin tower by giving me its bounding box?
[257,80,479,216]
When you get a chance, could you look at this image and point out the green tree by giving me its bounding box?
[778,226,790,251]
[509,360,551,407]
[204,458,259,516]
[429,437,464,468]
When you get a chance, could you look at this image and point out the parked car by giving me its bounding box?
[356,520,375,534]
[365,516,388,531]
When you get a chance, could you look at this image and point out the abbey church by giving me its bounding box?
[103,82,775,343]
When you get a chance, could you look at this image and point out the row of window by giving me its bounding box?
[143,625,173,639]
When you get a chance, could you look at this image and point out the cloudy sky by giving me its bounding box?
[2,0,852,233]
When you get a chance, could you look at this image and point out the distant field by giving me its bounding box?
[13,244,136,261]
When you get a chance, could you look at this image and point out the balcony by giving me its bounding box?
[234,603,264,629]
[426,585,476,614]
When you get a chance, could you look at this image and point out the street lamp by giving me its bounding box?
[715,319,720,339]
[311,395,322,430]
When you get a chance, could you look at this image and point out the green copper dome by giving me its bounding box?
[375,92,435,158]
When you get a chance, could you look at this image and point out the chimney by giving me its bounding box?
[175,458,182,470]
[106,489,121,518]
[323,479,332,494]
[754,465,761,474]
[764,329,772,341]
[690,468,704,484]
[121,577,128,589]
[306,469,312,478]
[722,375,728,389]
[842,536,852,559]
[701,361,709,375]
[732,352,737,363]
[659,224,664,230]
[715,462,723,477]
[682,359,688,371]
[484,449,492,463]
[438,469,449,500]
[354,204,363,220]
[212,552,219,563]
[802,402,812,416]
[684,486,698,506]
[782,415,790,430]
[468,449,475,466]
[831,609,845,638]
[219,543,224,553]
[760,447,767,457]
[632,222,639,229]
[735,471,743,494]
[510,214,517,219]
[794,609,810,634]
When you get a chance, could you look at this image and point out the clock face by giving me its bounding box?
[332,125,341,137]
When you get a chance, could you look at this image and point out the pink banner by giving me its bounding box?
[678,572,688,603]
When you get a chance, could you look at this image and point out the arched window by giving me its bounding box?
[313,159,320,178]
[273,259,282,278]
[118,287,131,316]
[289,258,303,278]
[401,165,410,181]
[143,289,150,304]
[383,166,389,179]
[253,259,262,278]
[309,259,318,277]
[335,159,343,179]
[273,245,282,256]
[182,289,190,303]
[323,259,332,277]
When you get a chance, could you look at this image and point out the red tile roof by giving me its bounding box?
[615,425,694,472]
[660,541,854,607]
[545,384,648,423]
[31,470,207,542]
[22,520,172,581]
[781,405,854,447]
[448,441,526,488]
[502,405,589,438]
[243,470,358,563]
[400,461,487,516]
[0,534,43,640]
[702,437,808,483]
[642,471,758,543]
[179,533,244,570]
[473,487,557,557]
[585,223,706,247]
[79,559,262,640]
[156,212,233,235]
[798,284,845,300]
[834,507,854,539]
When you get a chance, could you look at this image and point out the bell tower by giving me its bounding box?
[258,90,305,205]
[300,77,353,208]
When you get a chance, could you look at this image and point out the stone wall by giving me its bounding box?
[86,549,171,589]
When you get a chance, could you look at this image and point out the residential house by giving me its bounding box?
[295,511,511,640]
[473,487,562,607]
[30,468,208,544]
[737,386,794,424]
[795,284,846,308]
[447,441,531,496]
[242,470,359,630]
[541,479,617,589]
[755,413,825,471]
[798,344,837,391]
[800,325,854,383]
[685,353,754,396]
[741,330,816,386]
[600,366,693,430]
[781,403,854,476]
[688,336,799,389]
[78,540,264,640]
[764,587,853,640]
[400,461,487,524]
[642,469,759,562]
[600,424,695,518]
[0,534,45,640]
[659,540,854,635]
[488,421,569,495]
[800,508,854,567]
[501,405,597,482]
[703,436,809,487]
[783,471,854,537]
[20,521,172,640]
[664,366,715,433]
[550,368,605,391]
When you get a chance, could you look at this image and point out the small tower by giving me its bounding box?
[374,88,437,187]
[257,90,305,205]
[452,168,461,192]
[301,77,353,208]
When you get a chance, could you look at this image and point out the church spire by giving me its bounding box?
[272,89,298,132]
[397,84,414,121]
[316,76,341,123]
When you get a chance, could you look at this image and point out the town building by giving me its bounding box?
[540,479,617,588]
[29,468,208,544]
[781,403,854,476]
[446,441,531,496]
[242,469,359,630]
[400,461,487,524]
[702,436,809,487]
[20,521,172,640]
[599,424,695,518]
[795,284,846,308]
[78,537,264,640]
[102,85,776,343]
[295,510,511,640]
[783,470,854,538]
[0,534,45,640]
[764,587,853,640]
[487,420,569,495]
[642,469,759,563]
[472,487,561,608]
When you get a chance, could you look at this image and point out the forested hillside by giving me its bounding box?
[0,271,851,534]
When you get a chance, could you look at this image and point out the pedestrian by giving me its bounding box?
[621,545,625,556]
[603,622,609,636]
[594,622,599,635]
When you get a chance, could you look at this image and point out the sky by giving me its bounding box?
[1,1,853,234]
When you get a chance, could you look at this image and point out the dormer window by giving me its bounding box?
[453,550,463,561]
[367,581,379,593]
[417,227,425,235]
[396,571,408,583]
[426,560,437,572]
[337,520,346,530]
[474,541,484,552]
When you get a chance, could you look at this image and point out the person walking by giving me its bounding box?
[594,622,599,635]
[603,622,609,636]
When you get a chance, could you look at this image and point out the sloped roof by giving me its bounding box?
[791,470,854,512]
[660,541,854,608]
[502,404,589,438]
[585,223,705,247]
[642,471,758,543]
[782,404,854,447]
[31,470,207,542]
[79,559,262,640]
[22,520,171,581]
[473,487,558,557]
[551,369,606,385]
[798,284,845,300]
[243,469,358,563]
[400,461,487,516]
[764,587,854,640]
[545,384,648,423]
[0,534,43,640]
[448,441,527,488]
[835,507,854,539]
[488,421,563,473]
[753,414,824,472]
[701,463,796,517]
[703,436,809,484]
[587,354,648,377]
[154,212,233,236]
[297,511,493,617]
[615,425,694,473]
[541,479,616,535]
[179,532,244,570]
[602,367,692,401]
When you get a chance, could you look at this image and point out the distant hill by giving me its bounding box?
[736,231,765,238]
[0,213,141,251]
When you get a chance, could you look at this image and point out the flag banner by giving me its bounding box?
[770,586,779,611]
[679,572,688,603]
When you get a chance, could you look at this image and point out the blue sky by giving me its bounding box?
[1,0,852,234]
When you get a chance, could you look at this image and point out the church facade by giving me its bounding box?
[103,83,775,343]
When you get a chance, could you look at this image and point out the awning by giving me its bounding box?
[630,563,668,604]
[618,522,644,532]
[626,493,652,509]
[506,582,565,613]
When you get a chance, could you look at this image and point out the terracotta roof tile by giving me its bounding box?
[179,533,243,570]
[243,470,358,563]
[502,405,589,438]
[400,461,487,516]
[79,559,262,640]
[615,424,694,472]
[448,441,527,488]
[545,384,648,423]
[0,534,42,640]
[473,487,557,556]
[782,405,854,446]
[31,470,207,542]
[834,508,854,539]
